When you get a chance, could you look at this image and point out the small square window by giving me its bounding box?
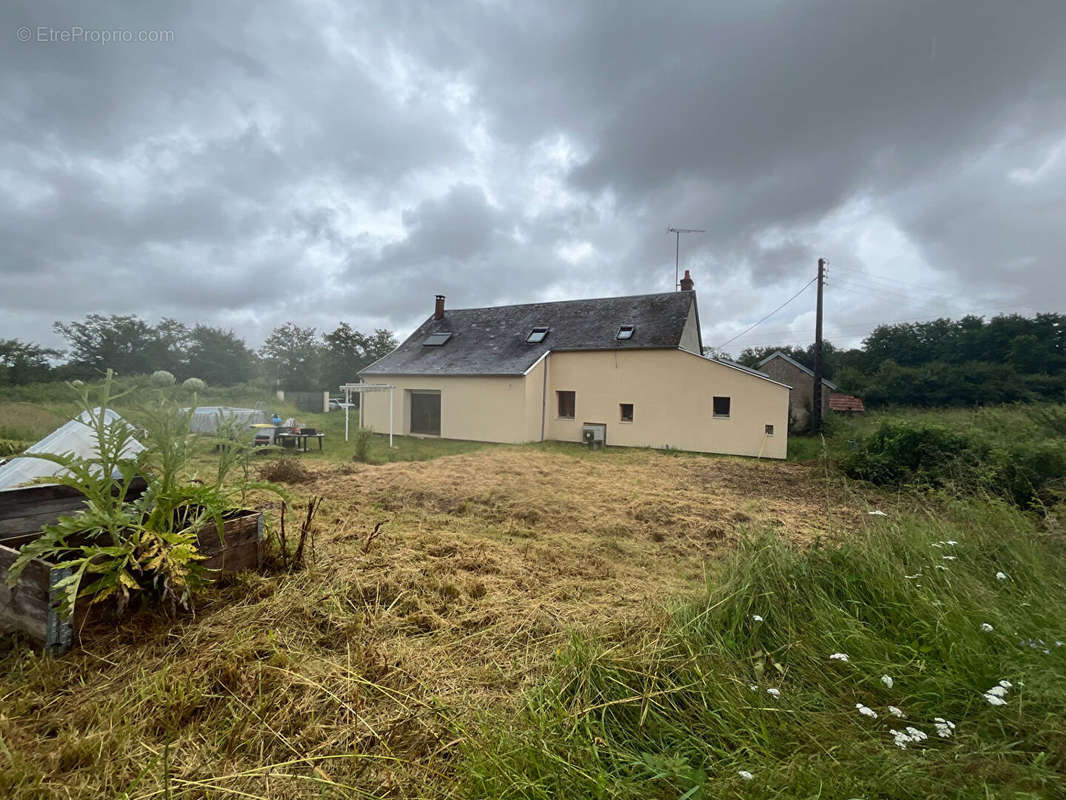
[423,332,452,346]
[765,424,774,435]
[712,396,731,418]
[527,326,549,343]
[620,403,634,422]
[616,325,634,340]
[557,390,575,418]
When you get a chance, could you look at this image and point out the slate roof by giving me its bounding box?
[361,291,697,377]
[755,351,838,390]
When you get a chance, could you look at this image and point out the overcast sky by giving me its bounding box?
[3,1,1065,357]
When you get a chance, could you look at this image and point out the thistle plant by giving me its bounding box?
[6,371,285,618]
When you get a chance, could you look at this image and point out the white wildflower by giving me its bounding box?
[738,770,754,781]
[890,726,927,749]
[766,687,781,698]
[985,685,1008,698]
[995,571,1008,580]
[983,692,1008,706]
[934,718,956,738]
[981,623,994,632]
[829,652,849,662]
[888,705,904,718]
[944,540,958,546]
[749,684,758,691]
[905,726,928,742]
[1056,641,1063,647]
[751,614,763,622]
[881,674,894,689]
[856,703,878,719]
[998,680,1012,689]
[890,729,912,749]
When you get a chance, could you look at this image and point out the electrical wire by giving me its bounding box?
[713,277,817,350]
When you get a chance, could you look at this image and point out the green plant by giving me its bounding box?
[352,427,374,463]
[6,372,285,617]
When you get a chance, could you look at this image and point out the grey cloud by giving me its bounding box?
[1,0,1064,355]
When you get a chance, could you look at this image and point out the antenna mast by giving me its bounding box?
[667,227,705,288]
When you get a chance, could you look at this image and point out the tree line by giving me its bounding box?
[731,313,1066,407]
[0,315,397,391]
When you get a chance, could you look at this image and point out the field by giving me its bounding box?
[1,393,1065,798]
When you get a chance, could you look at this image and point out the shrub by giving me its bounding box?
[352,427,374,463]
[182,377,206,391]
[840,418,1066,506]
[0,439,29,457]
[150,370,176,386]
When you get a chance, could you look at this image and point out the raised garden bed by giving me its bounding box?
[0,480,263,654]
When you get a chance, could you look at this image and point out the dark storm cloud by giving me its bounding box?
[1,0,1064,355]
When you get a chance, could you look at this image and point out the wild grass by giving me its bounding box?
[455,497,1066,798]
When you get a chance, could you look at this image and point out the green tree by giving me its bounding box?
[260,322,322,390]
[186,325,256,386]
[321,324,398,392]
[0,339,62,385]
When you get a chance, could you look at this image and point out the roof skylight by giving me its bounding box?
[616,325,635,340]
[423,332,452,346]
[526,327,549,343]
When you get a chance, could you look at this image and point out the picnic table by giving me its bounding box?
[274,431,325,452]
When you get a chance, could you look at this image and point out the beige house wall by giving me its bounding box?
[362,349,789,458]
[360,374,532,444]
[545,349,789,458]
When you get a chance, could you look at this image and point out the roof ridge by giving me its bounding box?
[441,290,689,314]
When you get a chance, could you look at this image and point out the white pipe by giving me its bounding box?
[344,386,350,442]
[389,386,394,448]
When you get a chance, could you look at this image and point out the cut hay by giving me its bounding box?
[0,446,869,799]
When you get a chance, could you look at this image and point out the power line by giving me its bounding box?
[713,276,817,351]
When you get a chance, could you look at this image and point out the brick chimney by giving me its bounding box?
[680,270,694,291]
[434,295,446,320]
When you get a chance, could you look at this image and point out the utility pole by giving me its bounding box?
[667,227,705,289]
[811,257,827,433]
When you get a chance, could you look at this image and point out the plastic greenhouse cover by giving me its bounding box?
[185,406,267,434]
[0,408,145,491]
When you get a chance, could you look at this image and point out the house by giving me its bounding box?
[359,273,791,458]
[754,351,840,431]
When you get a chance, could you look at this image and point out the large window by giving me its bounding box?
[557,390,576,419]
[712,396,731,418]
[620,403,634,422]
[410,390,441,435]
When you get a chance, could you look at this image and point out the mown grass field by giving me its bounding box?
[1,389,1064,798]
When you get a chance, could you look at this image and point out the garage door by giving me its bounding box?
[410,390,441,436]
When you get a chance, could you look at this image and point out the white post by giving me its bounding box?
[388,386,394,448]
[344,386,350,442]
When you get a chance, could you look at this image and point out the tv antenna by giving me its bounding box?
[667,227,704,289]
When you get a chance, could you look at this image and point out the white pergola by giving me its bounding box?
[339,383,396,447]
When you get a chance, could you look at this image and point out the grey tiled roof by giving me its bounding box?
[361,291,696,376]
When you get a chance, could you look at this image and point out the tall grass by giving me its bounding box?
[457,498,1066,798]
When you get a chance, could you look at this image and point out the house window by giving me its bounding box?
[557,390,576,419]
[616,325,634,340]
[620,403,634,422]
[765,424,774,435]
[527,326,549,343]
[713,396,731,418]
[423,332,452,346]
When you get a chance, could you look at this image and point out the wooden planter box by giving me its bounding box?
[0,481,263,654]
